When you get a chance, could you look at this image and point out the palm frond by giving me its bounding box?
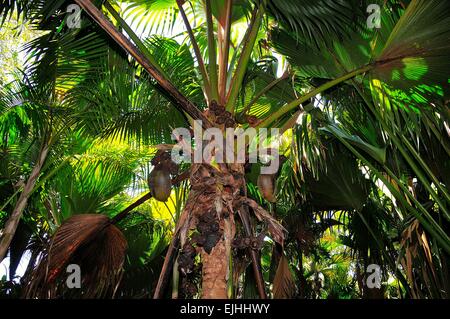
[121,0,179,36]
[24,214,127,298]
[273,255,296,298]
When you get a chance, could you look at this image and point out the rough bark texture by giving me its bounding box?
[185,163,241,299]
[166,149,284,298]
[201,240,228,299]
[0,143,49,262]
[153,106,285,299]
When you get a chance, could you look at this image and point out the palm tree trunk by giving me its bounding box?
[201,239,229,298]
[167,163,244,299]
[194,164,238,299]
[0,143,49,262]
[165,161,284,299]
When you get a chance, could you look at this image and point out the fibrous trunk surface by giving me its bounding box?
[178,163,244,298]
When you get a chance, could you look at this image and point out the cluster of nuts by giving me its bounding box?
[209,100,236,128]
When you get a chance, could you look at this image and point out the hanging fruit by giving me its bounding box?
[148,168,172,202]
[256,156,287,202]
[147,150,179,202]
[257,173,276,202]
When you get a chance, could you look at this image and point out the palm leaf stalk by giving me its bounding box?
[176,0,212,102]
[74,0,213,129]
[0,155,73,217]
[257,64,373,128]
[217,0,232,104]
[103,1,168,78]
[204,0,219,102]
[225,4,265,113]
[238,206,267,299]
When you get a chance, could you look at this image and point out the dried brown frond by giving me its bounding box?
[24,214,127,299]
[244,198,287,246]
[400,219,442,299]
[273,255,296,299]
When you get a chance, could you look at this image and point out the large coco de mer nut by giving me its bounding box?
[148,168,172,202]
[257,173,276,202]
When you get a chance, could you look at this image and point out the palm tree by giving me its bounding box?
[0,0,449,299]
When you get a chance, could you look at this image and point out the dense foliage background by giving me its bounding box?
[0,0,449,299]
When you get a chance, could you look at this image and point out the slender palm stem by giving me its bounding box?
[257,65,373,128]
[218,0,232,104]
[225,5,264,113]
[176,0,212,102]
[205,0,219,102]
[238,208,267,299]
[104,1,167,78]
[172,259,180,299]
